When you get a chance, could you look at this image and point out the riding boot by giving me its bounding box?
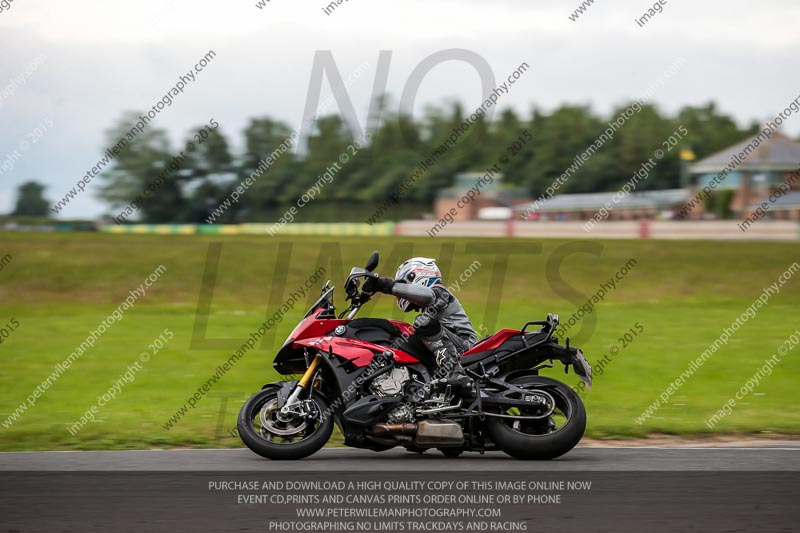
[421,335,472,389]
[413,313,472,389]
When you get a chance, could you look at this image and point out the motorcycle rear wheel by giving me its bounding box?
[238,385,333,460]
[485,374,586,460]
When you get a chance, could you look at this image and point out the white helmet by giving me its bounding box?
[394,257,442,312]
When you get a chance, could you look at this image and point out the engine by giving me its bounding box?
[368,366,417,422]
[369,366,410,396]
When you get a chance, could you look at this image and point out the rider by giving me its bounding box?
[362,257,478,387]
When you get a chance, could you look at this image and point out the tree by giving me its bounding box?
[610,103,677,190]
[93,99,768,223]
[182,125,235,222]
[487,108,532,187]
[12,181,50,216]
[98,112,188,222]
[239,117,298,219]
[520,105,613,195]
[676,103,757,160]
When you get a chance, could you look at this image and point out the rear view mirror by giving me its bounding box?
[365,251,379,272]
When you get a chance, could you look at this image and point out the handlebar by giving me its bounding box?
[344,271,373,299]
[339,251,381,319]
[339,269,376,318]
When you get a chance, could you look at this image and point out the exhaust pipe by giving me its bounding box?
[369,423,417,436]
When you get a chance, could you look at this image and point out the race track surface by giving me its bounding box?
[2,446,798,532]
[1,445,797,470]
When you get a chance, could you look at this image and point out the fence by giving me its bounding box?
[17,220,800,240]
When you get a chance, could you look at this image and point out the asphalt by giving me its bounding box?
[1,447,797,532]
[0,445,798,471]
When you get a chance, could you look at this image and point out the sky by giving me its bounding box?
[1,0,799,218]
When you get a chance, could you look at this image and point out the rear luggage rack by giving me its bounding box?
[464,314,561,371]
[519,313,559,349]
[521,313,559,335]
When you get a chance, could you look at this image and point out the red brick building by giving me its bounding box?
[434,173,530,220]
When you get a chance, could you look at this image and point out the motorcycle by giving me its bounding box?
[238,251,592,460]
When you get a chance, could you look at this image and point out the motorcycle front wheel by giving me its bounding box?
[485,374,586,460]
[237,385,333,460]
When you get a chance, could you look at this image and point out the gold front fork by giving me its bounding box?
[281,355,322,414]
[298,355,322,389]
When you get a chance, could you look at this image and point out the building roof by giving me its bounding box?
[514,189,689,213]
[690,133,800,173]
[749,191,800,209]
[437,172,505,199]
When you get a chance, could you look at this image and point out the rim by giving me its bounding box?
[247,393,323,445]
[499,384,572,437]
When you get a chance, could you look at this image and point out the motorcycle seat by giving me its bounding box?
[460,351,496,366]
[460,330,551,366]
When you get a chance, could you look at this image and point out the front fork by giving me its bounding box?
[280,354,322,415]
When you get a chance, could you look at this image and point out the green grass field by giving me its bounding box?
[0,233,798,451]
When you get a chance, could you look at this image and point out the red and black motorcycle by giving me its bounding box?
[238,252,592,460]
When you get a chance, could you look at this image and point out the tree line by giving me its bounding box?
[10,101,765,222]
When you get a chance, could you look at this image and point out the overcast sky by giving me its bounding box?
[1,0,799,217]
